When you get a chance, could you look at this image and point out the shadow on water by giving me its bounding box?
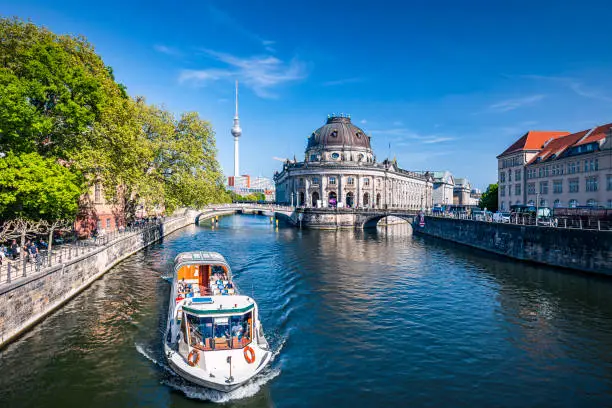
[1,214,612,408]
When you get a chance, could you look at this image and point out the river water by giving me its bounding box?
[2,215,612,407]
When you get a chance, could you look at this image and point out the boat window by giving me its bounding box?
[185,312,253,351]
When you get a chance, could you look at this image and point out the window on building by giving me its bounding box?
[553,180,563,194]
[527,200,535,206]
[508,170,512,182]
[540,199,547,207]
[586,176,598,192]
[94,183,102,203]
[500,202,506,210]
[515,184,521,196]
[312,177,320,185]
[527,183,535,195]
[347,177,354,185]
[97,220,102,229]
[364,178,370,186]
[299,178,305,186]
[500,186,506,197]
[331,152,340,160]
[539,181,548,195]
[584,160,589,172]
[586,199,597,207]
[329,177,336,185]
[544,166,550,177]
[569,178,579,193]
[607,174,612,191]
[499,171,506,183]
[569,199,578,208]
[538,167,544,178]
[554,199,561,208]
[106,219,111,229]
[515,170,521,181]
[607,199,612,209]
[310,154,318,161]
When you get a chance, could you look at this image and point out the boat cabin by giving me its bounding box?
[179,296,255,352]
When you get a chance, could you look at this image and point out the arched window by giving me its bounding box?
[363,192,370,207]
[586,199,596,207]
[569,199,578,208]
[346,192,355,208]
[553,199,561,208]
[328,192,337,208]
[376,193,381,208]
[312,191,320,207]
[299,191,305,206]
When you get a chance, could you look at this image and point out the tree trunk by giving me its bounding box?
[20,230,26,261]
[48,228,54,267]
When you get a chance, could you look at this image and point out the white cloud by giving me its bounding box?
[521,75,612,103]
[488,94,545,112]
[154,44,181,56]
[360,119,367,124]
[179,49,307,98]
[371,127,455,144]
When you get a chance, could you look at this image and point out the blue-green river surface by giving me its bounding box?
[2,215,612,407]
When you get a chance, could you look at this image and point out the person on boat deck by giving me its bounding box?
[178,278,186,293]
[231,322,243,339]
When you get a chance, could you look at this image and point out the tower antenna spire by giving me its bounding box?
[235,80,239,118]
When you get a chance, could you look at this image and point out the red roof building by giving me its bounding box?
[497,124,612,211]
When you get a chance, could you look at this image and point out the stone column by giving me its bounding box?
[321,176,327,208]
[356,175,361,208]
[305,178,310,208]
[338,174,343,207]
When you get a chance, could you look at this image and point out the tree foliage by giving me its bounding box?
[479,183,498,212]
[0,17,229,222]
[0,151,82,220]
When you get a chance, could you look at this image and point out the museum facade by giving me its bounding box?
[274,114,433,211]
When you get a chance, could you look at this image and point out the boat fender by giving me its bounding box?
[244,346,256,364]
[187,350,200,367]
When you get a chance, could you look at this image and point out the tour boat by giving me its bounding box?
[164,251,271,392]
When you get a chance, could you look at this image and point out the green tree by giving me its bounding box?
[479,183,499,212]
[0,151,83,220]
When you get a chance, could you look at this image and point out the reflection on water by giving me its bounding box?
[1,214,612,407]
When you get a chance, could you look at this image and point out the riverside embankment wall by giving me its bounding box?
[414,216,612,275]
[0,214,198,348]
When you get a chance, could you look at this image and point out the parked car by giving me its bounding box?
[493,211,511,223]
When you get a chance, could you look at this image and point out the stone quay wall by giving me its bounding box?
[414,216,612,275]
[0,214,196,348]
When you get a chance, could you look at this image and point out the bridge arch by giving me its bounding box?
[195,205,295,226]
[361,213,416,232]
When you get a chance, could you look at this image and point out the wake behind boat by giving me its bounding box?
[164,251,271,392]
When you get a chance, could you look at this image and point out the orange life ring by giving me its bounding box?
[187,349,200,367]
[244,346,255,364]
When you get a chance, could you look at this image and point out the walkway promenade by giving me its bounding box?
[0,217,178,287]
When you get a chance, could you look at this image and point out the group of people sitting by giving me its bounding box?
[209,272,235,296]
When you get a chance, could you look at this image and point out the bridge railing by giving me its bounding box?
[427,212,612,231]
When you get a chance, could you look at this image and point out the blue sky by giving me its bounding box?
[4,0,612,189]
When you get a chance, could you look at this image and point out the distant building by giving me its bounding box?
[497,125,612,211]
[274,114,433,210]
[432,171,455,206]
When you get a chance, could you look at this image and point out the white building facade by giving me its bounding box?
[274,115,433,210]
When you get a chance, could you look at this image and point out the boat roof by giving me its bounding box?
[181,295,255,316]
[174,251,230,270]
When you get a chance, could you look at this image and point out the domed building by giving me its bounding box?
[274,114,433,211]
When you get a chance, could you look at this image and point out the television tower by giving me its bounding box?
[231,80,242,178]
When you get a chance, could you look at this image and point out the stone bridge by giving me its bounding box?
[195,204,297,225]
[194,204,420,230]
